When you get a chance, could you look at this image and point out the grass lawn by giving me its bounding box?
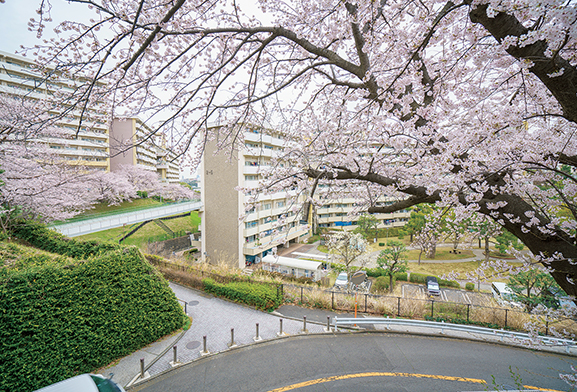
[407,260,523,280]
[405,248,475,261]
[83,199,164,215]
[77,212,200,251]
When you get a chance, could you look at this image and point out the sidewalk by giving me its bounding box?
[100,242,530,389]
[100,283,329,389]
[101,282,575,390]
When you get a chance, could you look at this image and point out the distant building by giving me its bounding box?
[200,124,311,269]
[0,50,109,171]
[0,50,180,181]
[109,118,180,183]
[315,198,410,231]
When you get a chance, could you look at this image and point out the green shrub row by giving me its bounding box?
[0,247,186,391]
[11,221,121,259]
[439,279,461,289]
[408,273,460,288]
[202,278,282,311]
[408,272,429,284]
[365,267,408,281]
[372,276,394,292]
[465,282,475,291]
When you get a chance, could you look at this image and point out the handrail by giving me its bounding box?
[52,199,201,225]
[333,317,576,353]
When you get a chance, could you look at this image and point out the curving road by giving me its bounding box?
[131,333,575,392]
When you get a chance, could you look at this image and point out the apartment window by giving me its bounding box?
[264,145,273,150]
[336,213,347,217]
[262,203,271,210]
[245,221,258,229]
[245,175,257,181]
[276,201,285,208]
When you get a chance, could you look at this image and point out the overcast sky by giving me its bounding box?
[0,0,95,55]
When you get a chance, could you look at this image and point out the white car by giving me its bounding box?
[35,374,125,392]
[334,272,349,289]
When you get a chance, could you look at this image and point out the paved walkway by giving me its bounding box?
[100,241,527,389]
[51,200,202,237]
[102,283,328,389]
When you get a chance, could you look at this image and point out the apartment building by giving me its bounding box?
[1,51,180,181]
[0,50,110,171]
[109,118,180,182]
[316,198,410,231]
[200,125,311,269]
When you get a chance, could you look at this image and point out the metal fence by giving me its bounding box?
[283,284,577,337]
[147,258,576,339]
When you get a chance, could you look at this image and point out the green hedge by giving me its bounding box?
[11,221,121,259]
[365,267,407,281]
[409,272,430,284]
[439,279,461,289]
[408,273,459,288]
[202,278,282,311]
[465,282,475,291]
[0,247,185,391]
[372,276,393,292]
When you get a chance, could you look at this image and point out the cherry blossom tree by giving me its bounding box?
[0,94,98,230]
[17,0,577,298]
[326,231,369,284]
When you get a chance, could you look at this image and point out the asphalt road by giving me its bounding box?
[131,333,576,392]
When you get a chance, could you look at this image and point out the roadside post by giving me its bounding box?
[351,270,367,326]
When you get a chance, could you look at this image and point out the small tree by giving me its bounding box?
[508,267,560,312]
[354,213,379,242]
[495,230,525,256]
[376,240,408,293]
[326,231,368,285]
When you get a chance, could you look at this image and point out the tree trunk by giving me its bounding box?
[389,274,394,293]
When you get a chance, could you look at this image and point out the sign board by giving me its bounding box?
[351,271,367,285]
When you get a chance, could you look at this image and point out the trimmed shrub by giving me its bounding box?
[465,282,475,291]
[409,272,430,284]
[11,221,121,259]
[394,272,408,281]
[439,279,460,289]
[202,278,282,311]
[0,247,185,391]
[372,276,393,292]
[378,243,385,247]
[365,267,384,278]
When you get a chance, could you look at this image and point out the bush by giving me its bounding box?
[465,282,475,291]
[365,267,384,277]
[202,278,282,311]
[11,221,121,259]
[183,248,198,256]
[137,190,148,198]
[0,247,185,391]
[409,272,430,284]
[394,272,408,281]
[372,276,393,292]
[439,279,460,289]
[378,243,385,247]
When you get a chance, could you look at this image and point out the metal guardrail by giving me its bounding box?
[333,317,576,353]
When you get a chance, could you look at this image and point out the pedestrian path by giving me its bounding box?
[102,283,327,389]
